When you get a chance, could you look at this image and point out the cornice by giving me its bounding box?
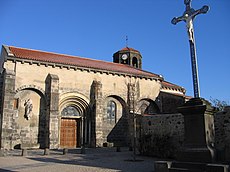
[5,56,160,81]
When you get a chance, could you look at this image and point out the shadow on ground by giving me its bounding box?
[25,148,155,172]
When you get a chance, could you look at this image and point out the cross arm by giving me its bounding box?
[198,5,209,14]
[171,16,185,25]
[172,5,209,25]
[193,5,210,17]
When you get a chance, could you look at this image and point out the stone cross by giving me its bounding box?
[171,0,209,98]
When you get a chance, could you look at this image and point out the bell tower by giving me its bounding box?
[113,47,142,69]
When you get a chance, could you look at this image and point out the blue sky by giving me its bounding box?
[0,0,229,103]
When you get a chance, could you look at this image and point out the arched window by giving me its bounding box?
[107,101,116,121]
[132,57,138,68]
[61,106,80,117]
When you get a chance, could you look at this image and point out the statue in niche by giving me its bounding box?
[24,98,33,120]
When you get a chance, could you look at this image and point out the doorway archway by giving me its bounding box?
[59,93,89,148]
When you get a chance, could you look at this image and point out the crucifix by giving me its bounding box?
[171,0,209,98]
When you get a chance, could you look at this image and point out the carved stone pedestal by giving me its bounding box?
[177,98,215,163]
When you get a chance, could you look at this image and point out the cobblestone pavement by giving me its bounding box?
[0,148,155,172]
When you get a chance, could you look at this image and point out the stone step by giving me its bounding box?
[155,161,229,172]
[169,167,203,172]
[171,162,206,171]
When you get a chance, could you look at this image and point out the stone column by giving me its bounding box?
[90,80,103,147]
[177,98,215,162]
[45,74,59,149]
[0,70,16,149]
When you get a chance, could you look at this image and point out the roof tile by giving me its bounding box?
[120,47,140,53]
[5,46,184,91]
[8,46,158,78]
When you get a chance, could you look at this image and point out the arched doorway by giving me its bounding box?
[60,106,81,148]
[59,94,89,148]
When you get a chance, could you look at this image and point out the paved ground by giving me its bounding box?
[0,148,156,172]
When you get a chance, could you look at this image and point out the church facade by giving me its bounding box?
[0,45,185,149]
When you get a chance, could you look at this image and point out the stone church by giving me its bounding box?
[0,45,185,150]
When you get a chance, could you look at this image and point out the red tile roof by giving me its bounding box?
[4,45,184,92]
[120,47,140,53]
[161,81,185,92]
[7,46,158,78]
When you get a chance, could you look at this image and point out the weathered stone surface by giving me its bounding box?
[0,70,16,149]
[177,98,215,163]
[137,113,184,158]
[214,107,230,162]
[45,74,59,149]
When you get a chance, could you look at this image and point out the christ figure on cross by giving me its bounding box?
[172,0,209,43]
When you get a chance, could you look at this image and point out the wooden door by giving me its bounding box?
[60,119,77,148]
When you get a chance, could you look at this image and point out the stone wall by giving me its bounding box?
[137,113,184,158]
[0,70,47,150]
[13,89,46,149]
[0,73,4,148]
[0,70,16,149]
[137,107,230,161]
[158,92,185,114]
[4,60,161,103]
[214,106,230,161]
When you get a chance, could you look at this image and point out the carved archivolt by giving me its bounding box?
[59,92,90,117]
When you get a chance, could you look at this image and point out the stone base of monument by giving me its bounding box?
[154,161,229,172]
[177,147,214,163]
[177,98,216,163]
[155,98,228,172]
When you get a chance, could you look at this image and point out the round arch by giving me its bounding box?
[105,95,127,108]
[59,92,90,148]
[13,86,47,148]
[104,95,127,122]
[132,57,138,68]
[105,95,130,147]
[137,98,160,115]
[16,85,45,96]
[59,92,90,116]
